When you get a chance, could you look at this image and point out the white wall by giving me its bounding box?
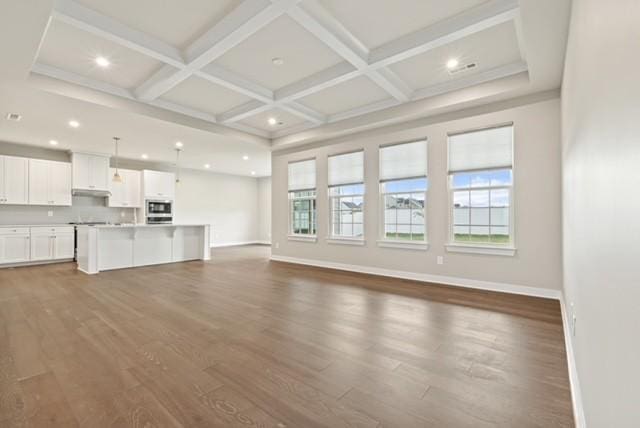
[257,177,271,243]
[172,169,259,246]
[561,1,640,426]
[271,97,563,293]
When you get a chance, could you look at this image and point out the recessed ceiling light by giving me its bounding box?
[95,56,110,68]
[242,155,249,160]
[5,113,22,121]
[49,140,58,146]
[141,154,148,159]
[272,57,284,66]
[175,141,183,148]
[446,58,459,70]
[268,117,277,126]
[68,120,80,128]
[251,171,256,176]
[204,163,210,169]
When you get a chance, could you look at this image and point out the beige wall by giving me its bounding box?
[271,97,563,292]
[562,0,640,426]
[257,177,271,243]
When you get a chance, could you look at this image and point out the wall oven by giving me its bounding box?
[146,200,173,224]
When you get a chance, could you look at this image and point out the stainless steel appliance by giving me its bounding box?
[68,221,108,260]
[146,199,173,224]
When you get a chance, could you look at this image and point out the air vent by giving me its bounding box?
[448,62,478,76]
[5,113,22,121]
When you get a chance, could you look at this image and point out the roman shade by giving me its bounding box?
[448,124,513,173]
[379,140,427,182]
[288,159,316,191]
[328,150,364,187]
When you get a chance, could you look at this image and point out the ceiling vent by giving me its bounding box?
[5,113,22,121]
[448,62,478,76]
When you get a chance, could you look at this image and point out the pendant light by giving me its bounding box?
[112,137,122,182]
[175,146,182,184]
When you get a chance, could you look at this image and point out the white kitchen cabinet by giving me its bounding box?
[28,159,72,206]
[0,155,29,205]
[143,170,175,199]
[0,228,31,264]
[108,168,141,208]
[30,227,74,261]
[72,153,110,191]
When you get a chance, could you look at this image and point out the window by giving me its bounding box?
[288,159,316,236]
[328,151,364,239]
[379,140,428,243]
[448,124,513,246]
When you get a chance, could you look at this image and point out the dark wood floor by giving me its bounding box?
[0,245,574,427]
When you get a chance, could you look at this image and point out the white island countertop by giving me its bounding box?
[77,223,209,229]
[77,223,210,274]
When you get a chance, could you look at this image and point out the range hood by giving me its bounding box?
[72,188,111,197]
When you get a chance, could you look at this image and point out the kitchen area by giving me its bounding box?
[0,149,210,273]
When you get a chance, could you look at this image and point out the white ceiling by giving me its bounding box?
[0,0,571,175]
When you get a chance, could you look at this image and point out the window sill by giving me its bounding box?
[377,240,429,251]
[288,235,317,243]
[445,243,516,256]
[326,237,366,246]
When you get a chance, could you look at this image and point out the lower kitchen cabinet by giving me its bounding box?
[0,226,74,266]
[0,228,31,264]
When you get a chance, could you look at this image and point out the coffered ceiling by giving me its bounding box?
[0,0,571,174]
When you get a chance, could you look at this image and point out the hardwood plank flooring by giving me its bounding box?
[0,245,574,427]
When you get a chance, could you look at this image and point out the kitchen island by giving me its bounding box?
[76,224,210,274]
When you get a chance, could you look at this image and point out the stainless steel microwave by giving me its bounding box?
[146,200,173,224]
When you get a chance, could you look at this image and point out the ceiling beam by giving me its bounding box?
[135,0,301,101]
[286,0,412,102]
[367,0,519,68]
[271,0,519,111]
[52,0,184,67]
[48,0,324,135]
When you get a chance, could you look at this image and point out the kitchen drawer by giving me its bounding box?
[0,227,30,235]
[30,226,74,235]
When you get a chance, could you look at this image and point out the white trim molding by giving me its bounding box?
[377,240,429,251]
[288,235,317,242]
[445,243,517,256]
[559,295,587,428]
[270,254,560,299]
[211,240,268,248]
[326,237,366,246]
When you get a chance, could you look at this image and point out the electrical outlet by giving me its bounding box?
[120,211,125,218]
[47,210,53,217]
[275,242,279,249]
[437,255,444,265]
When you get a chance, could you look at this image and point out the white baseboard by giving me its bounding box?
[269,254,561,300]
[559,295,586,428]
[211,241,270,248]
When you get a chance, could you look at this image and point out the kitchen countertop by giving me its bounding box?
[77,224,208,229]
[0,224,76,228]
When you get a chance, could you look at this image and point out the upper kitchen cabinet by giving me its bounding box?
[72,152,110,193]
[28,159,72,206]
[0,155,29,205]
[143,170,175,200]
[108,168,141,208]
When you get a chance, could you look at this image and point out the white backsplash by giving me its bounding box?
[0,196,135,225]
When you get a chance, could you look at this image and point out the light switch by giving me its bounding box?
[47,210,53,217]
[437,255,444,265]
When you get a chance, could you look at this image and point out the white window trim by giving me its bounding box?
[445,243,516,256]
[328,184,365,241]
[378,182,428,247]
[326,237,366,246]
[288,234,317,243]
[377,240,429,251]
[288,190,317,237]
[447,176,516,253]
